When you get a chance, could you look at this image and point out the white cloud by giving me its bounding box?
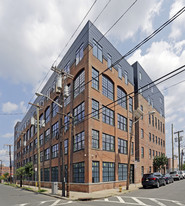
[19,101,27,113]
[2,133,13,138]
[168,0,185,40]
[2,102,18,113]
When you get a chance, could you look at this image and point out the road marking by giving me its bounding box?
[172,201,185,206]
[49,200,60,206]
[19,204,28,206]
[105,198,109,201]
[149,198,166,206]
[116,196,125,203]
[39,200,54,205]
[131,197,146,205]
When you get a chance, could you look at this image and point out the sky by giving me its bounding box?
[0,0,185,166]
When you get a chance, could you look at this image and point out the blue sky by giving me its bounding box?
[1,0,185,166]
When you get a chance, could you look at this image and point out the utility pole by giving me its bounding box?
[181,149,184,170]
[172,124,174,171]
[174,130,183,170]
[4,144,13,183]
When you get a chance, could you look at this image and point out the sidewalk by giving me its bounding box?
[19,183,142,201]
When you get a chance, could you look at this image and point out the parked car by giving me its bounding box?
[142,173,166,188]
[180,170,185,179]
[169,171,183,180]
[162,173,174,184]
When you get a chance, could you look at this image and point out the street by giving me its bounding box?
[1,180,185,206]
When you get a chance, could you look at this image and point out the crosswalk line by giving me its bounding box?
[131,197,146,205]
[172,201,185,206]
[116,196,125,203]
[105,198,109,201]
[150,198,166,206]
[49,200,60,206]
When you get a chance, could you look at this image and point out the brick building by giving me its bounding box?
[14,21,165,192]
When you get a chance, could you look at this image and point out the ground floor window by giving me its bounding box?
[92,161,99,183]
[44,168,50,182]
[51,166,58,182]
[103,162,115,182]
[118,163,127,180]
[73,162,85,183]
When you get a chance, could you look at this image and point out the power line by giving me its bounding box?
[24,0,99,114]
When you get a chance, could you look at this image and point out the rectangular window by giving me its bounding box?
[129,97,133,112]
[117,87,127,109]
[92,161,99,183]
[141,147,144,158]
[73,162,85,183]
[125,71,128,85]
[52,97,59,117]
[107,54,112,70]
[129,119,132,133]
[152,134,155,143]
[140,105,143,120]
[51,167,58,182]
[139,72,142,80]
[73,102,85,125]
[64,139,68,154]
[64,113,70,132]
[92,130,99,149]
[141,129,144,138]
[158,137,160,145]
[93,39,102,62]
[152,115,154,127]
[73,131,85,152]
[45,107,50,124]
[102,133,115,152]
[149,114,151,124]
[149,149,151,159]
[156,136,157,144]
[118,163,127,180]
[103,162,115,182]
[51,144,58,158]
[118,138,128,154]
[45,128,50,143]
[64,61,70,73]
[102,75,114,100]
[117,114,127,131]
[153,150,155,157]
[40,151,44,162]
[163,140,165,147]
[92,67,99,90]
[102,106,114,126]
[92,99,99,119]
[74,70,85,98]
[155,117,157,128]
[44,148,50,161]
[131,142,134,155]
[44,168,50,182]
[148,133,151,142]
[118,65,122,79]
[76,43,84,65]
[51,122,59,138]
[64,85,71,107]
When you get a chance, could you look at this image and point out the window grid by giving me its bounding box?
[51,122,59,138]
[117,114,127,131]
[45,106,50,124]
[74,70,85,98]
[93,39,102,62]
[102,75,114,100]
[92,67,99,90]
[102,106,114,126]
[118,163,127,180]
[74,102,85,125]
[102,133,115,152]
[52,97,59,117]
[51,167,58,182]
[51,144,58,158]
[73,162,85,183]
[76,43,84,65]
[44,148,50,161]
[92,161,99,183]
[74,131,85,152]
[92,130,99,149]
[103,162,115,182]
[92,99,99,119]
[117,87,127,109]
[129,97,133,112]
[118,138,128,154]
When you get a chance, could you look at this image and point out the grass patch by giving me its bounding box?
[22,186,33,191]
[38,189,47,193]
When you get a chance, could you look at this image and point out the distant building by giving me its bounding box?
[166,158,178,172]
[14,21,165,192]
[0,165,14,176]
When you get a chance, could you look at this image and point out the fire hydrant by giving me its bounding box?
[119,185,122,192]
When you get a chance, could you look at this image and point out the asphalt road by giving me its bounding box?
[1,179,185,206]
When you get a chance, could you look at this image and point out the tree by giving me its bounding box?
[16,167,25,187]
[182,163,185,170]
[24,162,33,178]
[3,172,9,181]
[153,154,168,173]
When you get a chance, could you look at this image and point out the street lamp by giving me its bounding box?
[126,109,155,190]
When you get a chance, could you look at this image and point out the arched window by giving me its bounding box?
[74,70,85,98]
[102,75,114,100]
[117,86,127,109]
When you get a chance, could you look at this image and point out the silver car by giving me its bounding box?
[170,171,183,180]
